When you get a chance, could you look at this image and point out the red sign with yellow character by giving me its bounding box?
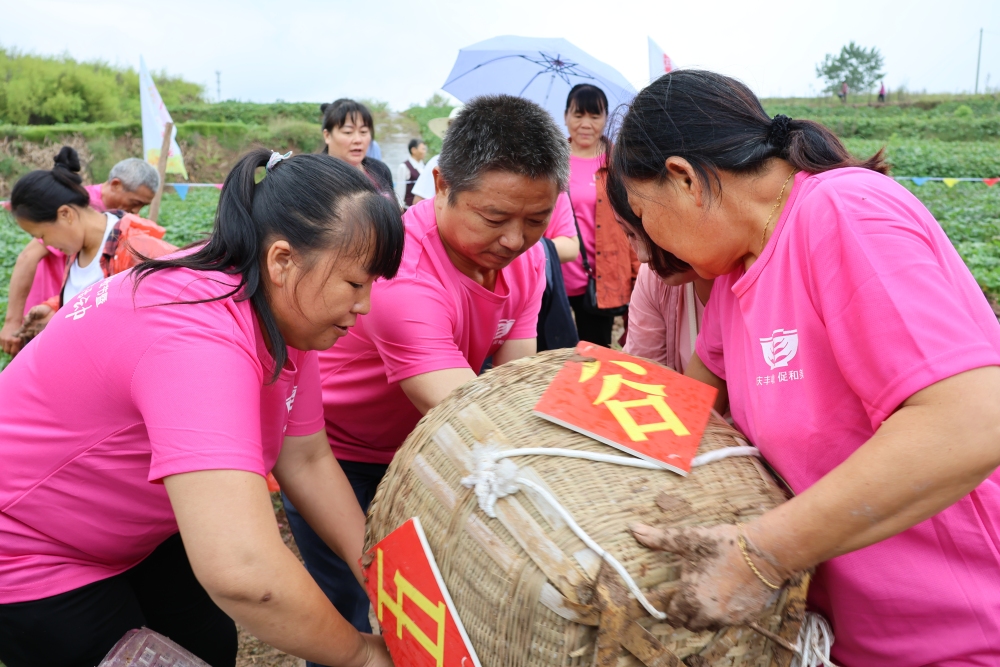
[533,342,717,475]
[362,517,481,667]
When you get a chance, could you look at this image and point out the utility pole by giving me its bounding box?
[216,71,221,102]
[976,28,983,94]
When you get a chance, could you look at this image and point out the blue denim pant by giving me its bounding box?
[281,460,389,667]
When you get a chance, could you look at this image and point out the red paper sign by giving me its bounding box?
[533,342,717,475]
[362,518,481,667]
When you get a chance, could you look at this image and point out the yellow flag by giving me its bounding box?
[943,178,959,188]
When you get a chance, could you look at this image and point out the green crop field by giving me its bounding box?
[3,93,1000,372]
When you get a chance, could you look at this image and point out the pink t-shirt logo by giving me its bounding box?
[285,385,298,412]
[759,328,799,369]
[493,319,516,344]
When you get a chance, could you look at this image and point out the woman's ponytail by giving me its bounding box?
[782,118,888,175]
[10,146,91,222]
[608,70,889,206]
[133,147,404,381]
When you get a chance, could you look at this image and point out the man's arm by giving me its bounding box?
[400,368,477,416]
[1,240,48,355]
[493,337,536,367]
[550,236,579,264]
[398,339,536,415]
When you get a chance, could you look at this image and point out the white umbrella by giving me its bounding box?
[442,36,637,135]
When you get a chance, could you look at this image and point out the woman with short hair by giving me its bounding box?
[0,149,404,667]
[320,99,394,197]
[610,70,1000,664]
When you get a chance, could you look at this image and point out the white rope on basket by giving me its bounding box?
[459,442,836,666]
[793,612,838,667]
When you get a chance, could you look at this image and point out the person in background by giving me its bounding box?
[561,83,638,347]
[838,80,848,102]
[607,176,712,372]
[1,148,174,355]
[1,154,160,354]
[285,96,567,655]
[409,105,462,206]
[878,81,886,103]
[612,69,1000,665]
[0,149,402,667]
[320,99,394,197]
[366,139,382,161]
[395,138,426,209]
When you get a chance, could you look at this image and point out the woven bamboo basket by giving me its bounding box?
[365,349,808,667]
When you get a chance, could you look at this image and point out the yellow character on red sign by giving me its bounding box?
[377,547,447,667]
[579,360,690,441]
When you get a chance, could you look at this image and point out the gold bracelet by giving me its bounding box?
[736,523,782,590]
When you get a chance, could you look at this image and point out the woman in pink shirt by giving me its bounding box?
[0,149,404,667]
[610,71,1000,664]
[1,151,159,356]
[290,96,565,649]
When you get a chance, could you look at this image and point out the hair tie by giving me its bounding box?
[266,150,292,173]
[766,114,792,149]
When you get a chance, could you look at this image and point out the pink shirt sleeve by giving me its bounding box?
[544,192,577,240]
[285,351,325,437]
[364,279,470,382]
[131,327,268,481]
[623,265,678,368]
[804,182,1000,427]
[695,278,729,380]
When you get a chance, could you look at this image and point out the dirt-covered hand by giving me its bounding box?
[15,305,54,344]
[0,320,23,356]
[359,634,393,667]
[630,522,789,632]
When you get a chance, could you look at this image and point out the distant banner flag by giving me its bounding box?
[648,37,673,81]
[172,184,189,200]
[140,56,188,179]
[911,177,930,186]
[943,178,960,188]
[985,178,1000,187]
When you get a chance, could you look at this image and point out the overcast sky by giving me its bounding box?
[1,0,997,109]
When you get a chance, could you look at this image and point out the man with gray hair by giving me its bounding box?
[1,157,161,355]
[284,95,570,645]
[99,158,160,212]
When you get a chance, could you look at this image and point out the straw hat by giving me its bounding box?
[427,104,464,139]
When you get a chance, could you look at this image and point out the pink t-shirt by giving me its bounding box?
[624,265,704,373]
[0,267,324,603]
[696,169,1000,664]
[545,192,576,240]
[318,198,546,464]
[85,183,107,212]
[562,155,604,295]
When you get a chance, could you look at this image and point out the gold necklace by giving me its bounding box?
[759,170,796,254]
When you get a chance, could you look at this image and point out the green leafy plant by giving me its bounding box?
[0,45,203,125]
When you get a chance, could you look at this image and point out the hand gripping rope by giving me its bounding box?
[460,442,837,667]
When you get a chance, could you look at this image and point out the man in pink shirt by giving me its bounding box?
[286,95,570,647]
[1,156,160,356]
